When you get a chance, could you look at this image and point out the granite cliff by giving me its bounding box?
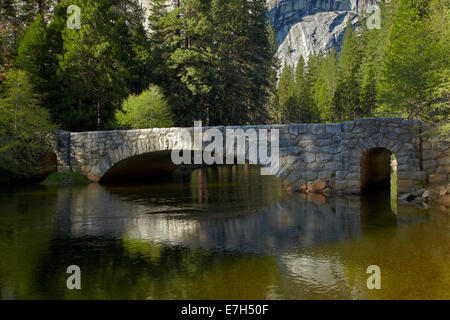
[268,0,380,69]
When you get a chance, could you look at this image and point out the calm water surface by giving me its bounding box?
[0,165,449,299]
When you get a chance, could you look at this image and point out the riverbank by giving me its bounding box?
[40,172,91,186]
[398,183,450,212]
[0,140,57,184]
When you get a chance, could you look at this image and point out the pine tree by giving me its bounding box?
[338,20,362,80]
[0,0,58,78]
[212,0,275,125]
[277,61,295,123]
[332,20,362,121]
[312,48,338,122]
[359,65,377,116]
[149,0,276,126]
[51,0,150,131]
[15,15,55,100]
[0,69,53,138]
[305,52,323,123]
[0,69,56,180]
[245,1,276,125]
[378,0,448,121]
[357,0,398,118]
[294,56,311,123]
[265,21,280,124]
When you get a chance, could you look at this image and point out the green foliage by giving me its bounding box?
[295,55,315,123]
[331,21,364,122]
[7,0,152,131]
[150,0,276,126]
[41,172,90,186]
[312,49,338,122]
[338,20,363,81]
[0,140,55,182]
[273,55,319,124]
[115,85,174,129]
[274,0,448,127]
[378,0,449,122]
[265,21,280,124]
[4,0,447,131]
[332,78,361,122]
[15,15,46,81]
[0,1,58,81]
[53,0,151,131]
[276,61,295,123]
[360,1,398,96]
[0,69,56,181]
[359,65,377,117]
[14,14,57,100]
[0,69,54,138]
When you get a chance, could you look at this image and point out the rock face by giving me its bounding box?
[267,0,380,69]
[420,126,450,187]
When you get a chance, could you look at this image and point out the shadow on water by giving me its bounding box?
[360,191,398,231]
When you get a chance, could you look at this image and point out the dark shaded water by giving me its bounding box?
[0,165,449,299]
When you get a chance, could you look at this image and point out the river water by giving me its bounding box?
[0,165,449,299]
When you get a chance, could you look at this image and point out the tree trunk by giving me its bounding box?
[97,102,101,130]
[14,103,18,135]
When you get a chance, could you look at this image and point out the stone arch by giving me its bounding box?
[349,130,421,194]
[339,132,406,194]
[99,150,178,183]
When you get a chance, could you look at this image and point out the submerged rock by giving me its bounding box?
[422,190,431,198]
[413,188,425,197]
[399,193,415,202]
[437,194,450,208]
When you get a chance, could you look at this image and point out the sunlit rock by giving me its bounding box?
[268,0,380,70]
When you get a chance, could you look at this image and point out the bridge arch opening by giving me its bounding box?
[99,150,178,183]
[360,147,397,196]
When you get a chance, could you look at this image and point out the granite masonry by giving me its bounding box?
[53,118,449,194]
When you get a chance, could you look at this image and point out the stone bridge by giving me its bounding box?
[54,118,449,195]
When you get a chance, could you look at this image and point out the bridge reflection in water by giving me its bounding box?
[56,167,405,253]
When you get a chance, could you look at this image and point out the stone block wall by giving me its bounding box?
[276,123,341,193]
[421,126,450,187]
[337,118,426,194]
[277,118,430,195]
[52,130,71,173]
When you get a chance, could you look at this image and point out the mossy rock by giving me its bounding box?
[41,172,90,186]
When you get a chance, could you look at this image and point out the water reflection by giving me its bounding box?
[56,183,362,253]
[360,192,398,230]
[0,166,448,299]
[54,180,424,254]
